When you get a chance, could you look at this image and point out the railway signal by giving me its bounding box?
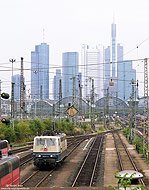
[1,93,9,99]
[1,118,10,125]
[0,92,10,125]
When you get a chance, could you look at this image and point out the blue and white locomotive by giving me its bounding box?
[33,131,67,168]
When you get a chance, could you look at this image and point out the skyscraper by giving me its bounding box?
[12,74,25,100]
[111,21,116,78]
[53,69,61,100]
[31,43,49,100]
[62,52,79,98]
[117,43,136,101]
[104,46,111,96]
[81,45,103,100]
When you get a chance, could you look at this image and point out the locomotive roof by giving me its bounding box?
[35,132,66,139]
[0,156,19,165]
[41,131,66,136]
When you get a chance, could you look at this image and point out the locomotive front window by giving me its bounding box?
[46,138,56,146]
[36,139,45,146]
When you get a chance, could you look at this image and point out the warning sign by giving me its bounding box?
[66,105,78,117]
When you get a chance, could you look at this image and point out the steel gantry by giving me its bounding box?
[144,58,149,158]
[20,57,24,119]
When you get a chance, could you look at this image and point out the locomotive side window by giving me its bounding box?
[36,139,45,146]
[46,138,56,146]
[58,139,60,146]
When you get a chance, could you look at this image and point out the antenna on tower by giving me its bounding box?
[113,12,115,23]
[43,28,45,43]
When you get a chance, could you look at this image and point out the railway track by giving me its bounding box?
[112,132,145,187]
[71,135,104,187]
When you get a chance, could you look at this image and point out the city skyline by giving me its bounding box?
[0,0,148,97]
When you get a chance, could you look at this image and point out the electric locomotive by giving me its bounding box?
[33,131,67,168]
[0,140,8,156]
[0,156,20,188]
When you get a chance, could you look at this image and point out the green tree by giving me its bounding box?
[42,118,53,131]
[0,122,16,142]
[31,119,44,135]
[15,120,31,141]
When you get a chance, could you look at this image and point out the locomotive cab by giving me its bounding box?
[33,132,67,168]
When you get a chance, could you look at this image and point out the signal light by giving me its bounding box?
[1,93,9,99]
[1,118,10,125]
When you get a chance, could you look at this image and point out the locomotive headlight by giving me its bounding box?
[50,154,55,157]
[38,155,41,157]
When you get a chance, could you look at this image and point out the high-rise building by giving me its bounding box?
[111,21,116,78]
[104,46,111,96]
[81,45,103,100]
[117,44,136,101]
[31,43,49,99]
[117,60,136,101]
[62,52,79,98]
[12,74,25,100]
[53,69,61,100]
[117,43,124,100]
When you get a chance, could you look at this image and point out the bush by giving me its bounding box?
[15,120,31,141]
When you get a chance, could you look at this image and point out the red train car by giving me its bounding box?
[0,140,8,156]
[0,156,20,188]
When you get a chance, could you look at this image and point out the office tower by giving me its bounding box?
[117,44,136,101]
[53,69,61,100]
[62,52,79,98]
[31,43,49,99]
[104,46,111,96]
[118,60,136,101]
[117,43,124,100]
[12,74,25,100]
[81,45,103,100]
[111,21,116,78]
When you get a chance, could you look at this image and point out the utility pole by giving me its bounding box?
[40,85,42,118]
[9,58,15,125]
[144,58,149,159]
[106,87,109,116]
[129,79,135,143]
[20,57,24,119]
[9,58,16,80]
[72,77,77,126]
[11,82,15,129]
[59,79,62,120]
[0,80,1,119]
[79,80,82,117]
[91,79,95,130]
[116,91,118,114]
[35,94,37,118]
[72,77,76,105]
[106,87,109,128]
[52,104,55,130]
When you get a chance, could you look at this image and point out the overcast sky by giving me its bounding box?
[0,0,149,97]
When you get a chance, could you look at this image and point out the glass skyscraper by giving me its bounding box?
[81,45,103,100]
[62,52,79,98]
[31,43,49,100]
[12,74,25,100]
[117,43,136,101]
[104,46,111,96]
[111,22,116,78]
